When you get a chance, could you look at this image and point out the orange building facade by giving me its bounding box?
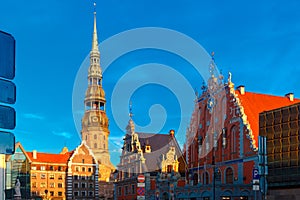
[11,141,100,200]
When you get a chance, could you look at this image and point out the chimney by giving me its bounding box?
[237,85,245,95]
[285,93,294,102]
[33,150,37,159]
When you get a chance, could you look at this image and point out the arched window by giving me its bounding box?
[94,143,97,148]
[225,167,233,184]
[193,173,198,185]
[167,165,173,173]
[203,172,209,184]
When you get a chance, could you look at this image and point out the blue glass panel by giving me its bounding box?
[0,79,16,104]
[0,131,15,154]
[0,105,15,129]
[0,31,15,80]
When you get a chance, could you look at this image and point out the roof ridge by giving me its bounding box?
[235,90,299,100]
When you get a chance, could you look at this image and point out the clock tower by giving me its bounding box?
[81,7,114,170]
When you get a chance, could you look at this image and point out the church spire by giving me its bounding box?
[80,3,114,170]
[92,2,98,52]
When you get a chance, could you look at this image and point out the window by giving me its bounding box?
[131,167,135,176]
[203,172,209,184]
[49,166,54,171]
[50,183,55,188]
[89,183,93,188]
[41,174,46,179]
[118,187,122,196]
[74,175,78,180]
[88,167,92,172]
[31,191,38,196]
[89,191,93,197]
[58,166,63,171]
[167,165,173,173]
[49,174,54,179]
[221,197,230,200]
[131,184,135,194]
[81,183,86,188]
[94,134,97,139]
[75,167,79,172]
[124,172,128,178]
[74,192,78,197]
[225,167,233,184]
[193,173,198,185]
[74,183,79,188]
[125,185,128,195]
[40,182,46,188]
[58,192,62,196]
[81,175,86,180]
[94,143,97,148]
[40,166,46,170]
[58,183,63,188]
[50,191,54,196]
[82,167,85,172]
[58,175,63,180]
[231,126,237,154]
[32,182,37,188]
[31,173,36,179]
[82,159,85,163]
[103,143,105,149]
[81,191,86,197]
[31,166,37,170]
[216,168,221,181]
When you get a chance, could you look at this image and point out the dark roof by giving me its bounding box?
[136,132,186,173]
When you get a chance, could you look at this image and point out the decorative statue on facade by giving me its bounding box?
[14,178,21,197]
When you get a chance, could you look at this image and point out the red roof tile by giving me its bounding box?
[27,151,72,164]
[235,91,300,145]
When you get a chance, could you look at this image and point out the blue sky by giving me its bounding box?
[1,1,300,165]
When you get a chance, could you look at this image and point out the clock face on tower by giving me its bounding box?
[92,116,99,123]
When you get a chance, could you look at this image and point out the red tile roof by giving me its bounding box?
[27,151,73,164]
[235,91,300,145]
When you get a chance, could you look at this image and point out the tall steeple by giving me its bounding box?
[92,3,98,52]
[81,3,114,169]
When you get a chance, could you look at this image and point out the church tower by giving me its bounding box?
[81,6,114,169]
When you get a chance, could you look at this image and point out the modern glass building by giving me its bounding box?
[5,143,31,199]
